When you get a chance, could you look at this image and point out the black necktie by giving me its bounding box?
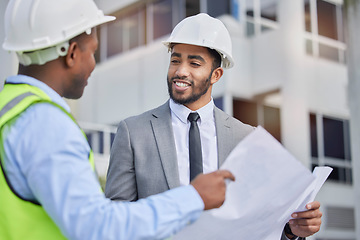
[188,112,203,181]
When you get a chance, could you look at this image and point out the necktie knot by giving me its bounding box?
[188,112,200,122]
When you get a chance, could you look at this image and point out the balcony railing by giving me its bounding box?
[79,121,117,179]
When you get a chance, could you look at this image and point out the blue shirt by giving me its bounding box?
[1,75,203,240]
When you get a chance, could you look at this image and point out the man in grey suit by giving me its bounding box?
[105,13,321,240]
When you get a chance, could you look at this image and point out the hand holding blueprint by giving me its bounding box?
[173,126,332,240]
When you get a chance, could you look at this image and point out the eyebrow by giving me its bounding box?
[171,52,181,58]
[188,55,205,63]
[171,52,206,63]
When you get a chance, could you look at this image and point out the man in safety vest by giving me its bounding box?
[0,0,235,239]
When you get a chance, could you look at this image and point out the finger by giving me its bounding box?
[292,201,321,217]
[290,216,321,227]
[216,170,235,181]
[306,201,320,210]
[290,222,321,234]
[292,209,322,220]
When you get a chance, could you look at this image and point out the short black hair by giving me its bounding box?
[207,48,221,70]
[69,28,97,51]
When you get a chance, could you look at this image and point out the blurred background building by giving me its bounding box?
[0,0,357,239]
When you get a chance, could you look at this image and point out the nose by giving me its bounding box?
[175,63,190,79]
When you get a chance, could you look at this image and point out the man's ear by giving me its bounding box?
[65,42,78,67]
[210,67,224,85]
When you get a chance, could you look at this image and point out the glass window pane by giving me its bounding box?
[310,113,318,158]
[207,0,231,17]
[95,26,101,63]
[305,39,313,55]
[246,0,255,17]
[232,0,239,19]
[319,43,339,62]
[214,97,223,110]
[153,0,173,40]
[260,0,277,21]
[127,9,145,50]
[304,0,311,32]
[111,132,116,147]
[344,120,351,160]
[317,0,338,40]
[99,131,104,154]
[336,6,345,42]
[233,99,258,126]
[327,165,340,181]
[261,25,272,33]
[263,105,281,142]
[323,117,345,159]
[86,133,93,149]
[328,166,350,183]
[186,0,200,17]
[107,15,124,57]
[247,21,255,37]
[346,167,353,184]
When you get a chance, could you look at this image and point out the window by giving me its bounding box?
[152,0,173,40]
[207,0,231,18]
[185,0,200,17]
[309,113,352,184]
[263,105,281,142]
[95,26,101,63]
[245,0,278,37]
[325,206,355,230]
[233,99,281,142]
[304,0,346,63]
[106,7,146,58]
[107,14,123,57]
[95,0,240,62]
[214,97,224,110]
[85,131,116,155]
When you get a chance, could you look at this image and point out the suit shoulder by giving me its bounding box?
[214,107,255,132]
[121,102,169,126]
[229,115,254,131]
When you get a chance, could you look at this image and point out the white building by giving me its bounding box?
[0,0,356,239]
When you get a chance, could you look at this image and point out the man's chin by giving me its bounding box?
[171,98,186,105]
[171,96,196,105]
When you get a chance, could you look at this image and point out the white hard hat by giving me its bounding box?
[163,13,234,69]
[2,0,115,66]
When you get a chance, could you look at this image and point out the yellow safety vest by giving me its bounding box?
[0,82,94,239]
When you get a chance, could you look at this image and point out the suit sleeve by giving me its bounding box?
[105,120,138,201]
[280,230,305,240]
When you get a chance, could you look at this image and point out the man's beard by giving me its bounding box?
[167,71,212,105]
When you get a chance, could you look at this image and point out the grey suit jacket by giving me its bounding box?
[105,100,254,201]
[105,101,305,240]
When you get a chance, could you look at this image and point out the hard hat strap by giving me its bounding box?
[16,42,70,66]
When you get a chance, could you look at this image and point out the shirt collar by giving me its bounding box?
[6,75,71,112]
[169,98,214,124]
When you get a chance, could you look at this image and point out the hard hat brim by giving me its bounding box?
[162,40,234,69]
[3,16,116,53]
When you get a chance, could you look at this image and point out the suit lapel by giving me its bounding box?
[214,107,232,167]
[150,102,180,189]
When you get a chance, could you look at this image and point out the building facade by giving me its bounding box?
[0,0,356,239]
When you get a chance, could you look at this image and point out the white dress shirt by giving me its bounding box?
[169,99,296,240]
[169,98,218,185]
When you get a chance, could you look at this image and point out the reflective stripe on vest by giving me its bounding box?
[0,83,94,239]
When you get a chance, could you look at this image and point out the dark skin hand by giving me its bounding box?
[286,201,322,238]
[190,170,235,210]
